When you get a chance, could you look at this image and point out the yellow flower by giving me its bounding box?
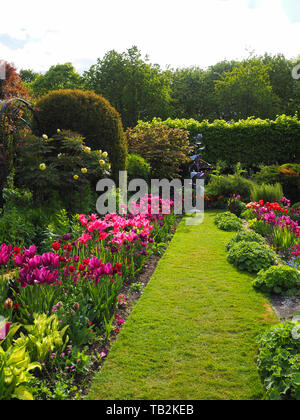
[42,134,48,140]
[81,168,88,174]
[73,175,79,180]
[102,151,108,158]
[99,160,105,166]
[57,129,61,134]
[39,163,46,171]
[84,147,91,154]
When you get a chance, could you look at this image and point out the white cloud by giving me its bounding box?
[0,0,299,73]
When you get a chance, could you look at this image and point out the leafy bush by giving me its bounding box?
[253,165,281,184]
[0,319,40,401]
[0,207,36,247]
[14,313,69,364]
[32,89,127,180]
[227,241,276,273]
[226,230,265,252]
[126,153,151,183]
[205,167,255,202]
[126,124,190,179]
[214,212,243,232]
[254,164,300,204]
[227,194,247,216]
[14,130,109,213]
[250,183,283,203]
[252,265,300,295]
[257,322,300,400]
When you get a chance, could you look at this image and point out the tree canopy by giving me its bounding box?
[17,49,300,127]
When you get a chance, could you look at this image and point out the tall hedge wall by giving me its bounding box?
[137,115,300,166]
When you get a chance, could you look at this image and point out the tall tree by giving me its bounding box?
[0,62,29,100]
[20,69,39,84]
[29,63,84,97]
[214,60,281,120]
[83,46,173,128]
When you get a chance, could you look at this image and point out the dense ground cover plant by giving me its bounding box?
[252,265,300,296]
[227,241,276,273]
[225,230,265,252]
[214,212,243,232]
[257,322,300,400]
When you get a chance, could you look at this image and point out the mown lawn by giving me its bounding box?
[86,211,277,400]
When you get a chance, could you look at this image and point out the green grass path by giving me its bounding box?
[87,211,277,400]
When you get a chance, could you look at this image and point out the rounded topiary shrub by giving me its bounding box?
[227,241,276,273]
[214,211,243,232]
[253,265,300,296]
[225,230,265,252]
[32,89,127,181]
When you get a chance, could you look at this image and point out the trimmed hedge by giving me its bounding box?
[32,89,127,181]
[137,115,300,166]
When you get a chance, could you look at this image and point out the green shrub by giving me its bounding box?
[126,124,190,179]
[254,164,300,204]
[14,130,109,213]
[138,115,300,167]
[227,195,246,217]
[0,207,35,247]
[253,165,281,184]
[214,212,243,232]
[226,230,265,252]
[250,183,283,203]
[241,208,257,220]
[227,241,276,273]
[257,322,300,400]
[14,313,69,364]
[32,89,127,180]
[126,153,151,183]
[253,265,300,296]
[205,164,255,202]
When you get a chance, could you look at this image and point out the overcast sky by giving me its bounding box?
[0,0,299,73]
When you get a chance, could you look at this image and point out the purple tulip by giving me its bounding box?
[0,244,13,266]
[0,322,12,341]
[62,234,71,241]
[89,257,102,270]
[103,263,113,275]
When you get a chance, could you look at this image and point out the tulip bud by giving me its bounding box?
[73,302,80,311]
[4,298,13,310]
